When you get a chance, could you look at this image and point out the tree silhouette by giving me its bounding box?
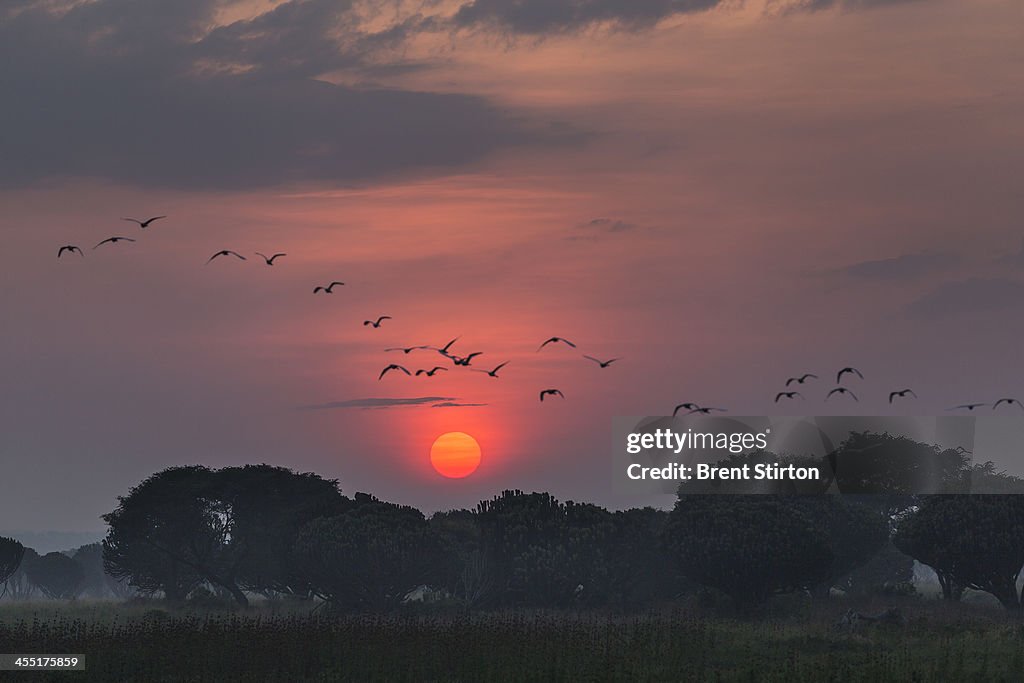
[895,495,1024,610]
[26,552,84,600]
[0,536,26,596]
[662,496,832,607]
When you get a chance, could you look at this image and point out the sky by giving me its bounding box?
[2,0,1023,534]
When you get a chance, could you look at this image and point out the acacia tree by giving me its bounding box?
[662,495,832,607]
[0,536,26,597]
[26,552,85,600]
[895,495,1024,610]
[103,465,350,607]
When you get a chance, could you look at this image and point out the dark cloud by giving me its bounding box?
[300,397,456,410]
[0,0,575,190]
[905,278,1024,319]
[451,0,722,35]
[431,401,488,408]
[842,251,958,280]
[581,217,636,232]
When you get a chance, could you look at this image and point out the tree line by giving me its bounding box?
[3,432,1024,611]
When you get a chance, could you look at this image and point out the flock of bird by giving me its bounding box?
[57,218,618,404]
[671,366,1023,417]
[57,218,1024,414]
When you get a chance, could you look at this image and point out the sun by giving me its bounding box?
[430,432,482,478]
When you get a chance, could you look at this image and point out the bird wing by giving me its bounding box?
[229,251,246,259]
[314,287,324,293]
[774,393,785,402]
[804,373,818,380]
[271,253,286,260]
[493,361,510,372]
[848,390,859,401]
[583,355,600,364]
[785,378,796,386]
[93,238,112,248]
[329,281,345,287]
[121,218,143,225]
[537,339,554,351]
[562,339,577,348]
[908,390,918,398]
[555,390,564,397]
[889,392,898,403]
[144,216,166,225]
[397,365,411,375]
[206,252,222,263]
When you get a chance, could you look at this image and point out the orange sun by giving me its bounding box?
[430,432,482,478]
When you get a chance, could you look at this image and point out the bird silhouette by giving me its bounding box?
[949,403,987,411]
[452,352,483,367]
[785,373,818,386]
[826,387,858,402]
[57,245,84,258]
[583,355,620,368]
[687,407,727,414]
[475,361,510,377]
[415,367,448,377]
[993,398,1024,411]
[386,346,430,354]
[435,337,460,354]
[364,316,391,328]
[836,367,864,383]
[122,216,165,228]
[775,391,804,403]
[93,236,136,249]
[888,389,918,404]
[378,364,411,380]
[540,389,565,402]
[538,337,576,351]
[313,281,345,293]
[207,250,246,264]
[672,403,700,417]
[255,252,286,265]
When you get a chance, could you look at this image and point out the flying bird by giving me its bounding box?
[672,403,700,417]
[785,373,818,386]
[57,245,84,258]
[93,236,136,249]
[364,316,392,328]
[207,250,246,264]
[948,403,987,411]
[687,407,727,414]
[538,337,576,351]
[888,389,918,404]
[386,346,430,354]
[122,216,166,228]
[452,352,483,367]
[993,398,1024,411]
[255,252,286,265]
[775,391,804,403]
[415,367,448,377]
[475,361,510,377]
[583,355,620,368]
[836,367,864,384]
[826,387,858,402]
[539,389,565,402]
[378,364,411,380]
[313,281,345,293]
[436,337,460,354]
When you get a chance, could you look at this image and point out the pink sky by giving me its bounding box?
[1,0,1023,532]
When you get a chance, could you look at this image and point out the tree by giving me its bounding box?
[0,536,26,597]
[785,498,889,595]
[73,543,134,599]
[26,552,84,600]
[103,464,350,606]
[3,548,39,600]
[293,500,450,611]
[894,495,1024,610]
[662,496,832,607]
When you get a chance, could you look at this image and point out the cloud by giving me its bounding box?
[451,0,722,35]
[431,401,488,408]
[581,217,636,233]
[300,397,456,410]
[0,0,577,190]
[905,277,1024,319]
[768,0,922,13]
[841,251,958,280]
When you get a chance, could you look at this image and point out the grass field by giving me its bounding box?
[2,599,1023,682]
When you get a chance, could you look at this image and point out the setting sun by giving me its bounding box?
[430,432,482,478]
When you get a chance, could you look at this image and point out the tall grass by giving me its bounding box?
[1,601,1022,682]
